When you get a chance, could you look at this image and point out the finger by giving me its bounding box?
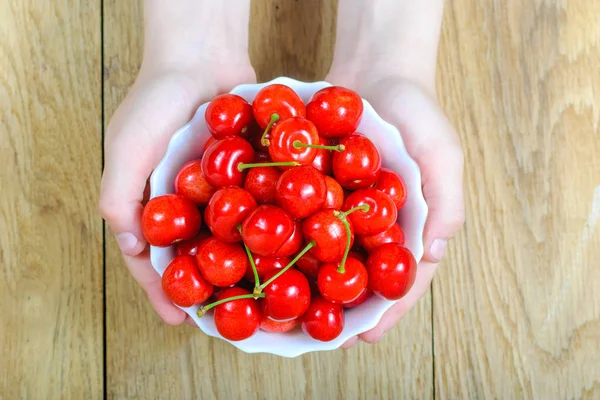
[360,261,438,343]
[341,336,359,349]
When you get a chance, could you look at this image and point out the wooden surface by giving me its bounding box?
[2,0,599,399]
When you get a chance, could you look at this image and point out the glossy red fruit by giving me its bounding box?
[175,230,212,256]
[367,243,417,300]
[247,121,270,152]
[343,288,372,308]
[161,255,213,307]
[307,86,363,138]
[323,176,344,209]
[201,136,255,188]
[343,188,397,235]
[275,166,326,219]
[333,133,381,190]
[204,187,257,243]
[214,287,261,341]
[374,168,407,211]
[273,221,303,257]
[203,136,217,154]
[174,159,216,205]
[295,249,321,278]
[311,136,334,175]
[358,223,405,253]
[317,257,368,304]
[252,84,306,129]
[254,152,271,162]
[205,93,253,139]
[196,237,248,287]
[243,166,281,204]
[302,209,354,262]
[301,296,344,341]
[244,255,290,283]
[260,300,299,333]
[348,249,368,264]
[263,269,311,320]
[142,194,202,247]
[268,117,319,166]
[241,205,295,256]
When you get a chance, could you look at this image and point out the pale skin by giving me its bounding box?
[99,0,465,346]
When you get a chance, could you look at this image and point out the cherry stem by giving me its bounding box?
[238,161,299,171]
[197,292,265,317]
[260,113,279,146]
[292,140,345,152]
[334,205,370,273]
[258,241,316,291]
[339,204,370,219]
[238,225,261,292]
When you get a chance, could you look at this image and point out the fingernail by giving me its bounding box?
[116,232,138,254]
[430,239,447,262]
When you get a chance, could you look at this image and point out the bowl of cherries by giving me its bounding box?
[143,77,428,357]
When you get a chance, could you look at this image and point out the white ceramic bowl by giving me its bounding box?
[149,77,428,357]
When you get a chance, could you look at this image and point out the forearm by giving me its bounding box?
[329,0,444,92]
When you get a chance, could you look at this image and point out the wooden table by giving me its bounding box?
[2,1,599,398]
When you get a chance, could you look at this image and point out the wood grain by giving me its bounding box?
[103,1,432,399]
[0,0,103,398]
[434,0,600,398]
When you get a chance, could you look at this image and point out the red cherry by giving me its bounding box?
[343,188,397,235]
[247,120,270,152]
[201,136,255,188]
[244,254,290,283]
[295,249,321,278]
[254,152,271,162]
[260,301,299,333]
[205,93,253,139]
[204,187,257,243]
[213,287,261,341]
[174,159,216,205]
[317,257,368,304]
[358,223,405,253]
[301,296,344,342]
[272,221,303,257]
[252,84,306,129]
[203,136,217,154]
[302,209,354,262]
[196,237,248,287]
[323,176,344,209]
[268,117,319,166]
[367,243,417,300]
[373,168,407,211]
[333,133,381,190]
[343,288,372,308]
[311,136,334,175]
[142,194,202,247]
[175,230,212,256]
[161,255,213,307]
[347,249,368,264]
[262,269,311,320]
[241,205,295,256]
[275,166,327,219]
[307,86,363,138]
[243,166,281,204]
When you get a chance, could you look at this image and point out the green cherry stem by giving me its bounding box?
[339,204,370,219]
[238,161,299,171]
[292,140,345,152]
[257,241,316,292]
[334,204,370,273]
[238,225,261,294]
[260,113,279,146]
[197,292,265,317]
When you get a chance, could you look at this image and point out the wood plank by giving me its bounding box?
[0,0,103,398]
[434,0,600,398]
[104,1,433,398]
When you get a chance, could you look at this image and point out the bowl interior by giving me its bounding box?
[149,77,428,357]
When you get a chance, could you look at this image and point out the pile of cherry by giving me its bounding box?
[142,83,417,343]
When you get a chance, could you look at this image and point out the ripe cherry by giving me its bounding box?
[343,188,397,235]
[333,133,381,190]
[252,84,306,129]
[273,221,303,257]
[373,168,407,211]
[323,176,344,209]
[211,287,262,341]
[204,187,257,243]
[301,296,344,342]
[196,237,248,287]
[244,254,290,283]
[174,159,215,205]
[311,136,334,175]
[161,255,213,308]
[302,209,354,263]
[367,243,417,300]
[241,205,295,256]
[203,136,216,154]
[276,166,327,219]
[175,230,212,256]
[205,93,253,139]
[201,136,255,188]
[295,249,321,278]
[262,268,311,321]
[243,166,281,204]
[358,223,405,253]
[343,288,372,308]
[142,194,202,247]
[268,117,319,166]
[317,257,368,304]
[307,86,363,138]
[260,313,299,333]
[254,152,271,162]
